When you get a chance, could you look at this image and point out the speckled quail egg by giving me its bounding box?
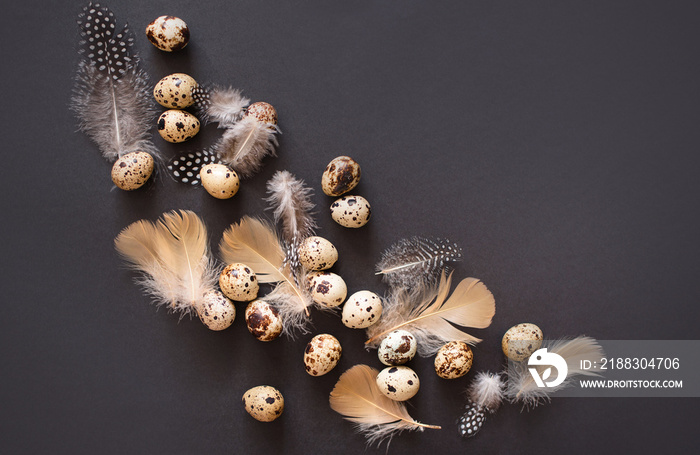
[153,73,197,109]
[111,151,154,190]
[341,290,382,329]
[297,236,338,271]
[242,385,284,422]
[245,300,283,342]
[157,109,200,143]
[376,366,420,401]
[306,271,347,308]
[146,16,190,52]
[244,102,278,124]
[322,156,361,197]
[194,290,235,331]
[378,330,417,366]
[502,323,543,361]
[330,195,371,228]
[434,341,473,379]
[199,164,240,199]
[303,334,342,376]
[219,263,259,301]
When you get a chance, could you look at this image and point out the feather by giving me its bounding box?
[168,148,220,185]
[365,271,495,355]
[215,116,279,178]
[71,3,159,162]
[194,85,250,127]
[265,170,317,248]
[458,372,505,438]
[376,237,462,290]
[114,210,217,317]
[329,365,440,447]
[219,216,314,334]
[504,336,604,408]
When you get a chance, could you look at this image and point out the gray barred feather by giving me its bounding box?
[215,117,279,178]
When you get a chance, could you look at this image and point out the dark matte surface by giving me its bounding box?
[2,1,700,453]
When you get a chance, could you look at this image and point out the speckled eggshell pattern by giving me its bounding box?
[153,73,197,109]
[242,385,284,422]
[378,330,417,366]
[376,366,420,401]
[111,151,154,190]
[303,334,342,376]
[194,290,235,331]
[307,271,347,308]
[434,341,473,379]
[157,109,200,143]
[146,16,190,52]
[502,323,543,361]
[341,290,382,329]
[219,263,259,302]
[330,195,371,228]
[245,300,283,342]
[244,102,278,124]
[200,164,240,199]
[321,156,361,197]
[297,236,338,271]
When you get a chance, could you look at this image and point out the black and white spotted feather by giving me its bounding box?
[71,3,159,161]
[168,149,220,185]
[458,372,504,438]
[376,237,463,290]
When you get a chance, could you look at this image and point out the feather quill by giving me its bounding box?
[365,271,495,355]
[505,336,604,408]
[114,210,217,317]
[329,365,440,447]
[71,3,159,161]
[219,216,314,334]
[376,237,462,290]
[215,116,279,178]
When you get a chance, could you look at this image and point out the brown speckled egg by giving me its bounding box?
[297,236,338,271]
[111,151,154,190]
[157,109,200,143]
[219,263,259,301]
[146,16,190,52]
[378,330,417,366]
[307,271,347,308]
[200,164,240,199]
[244,102,278,124]
[502,323,543,361]
[376,366,420,401]
[303,334,342,376]
[321,156,361,197]
[434,341,473,379]
[242,385,284,422]
[244,300,283,342]
[341,290,382,329]
[153,73,197,109]
[330,195,371,228]
[194,290,235,331]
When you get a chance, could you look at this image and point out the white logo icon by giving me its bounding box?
[528,348,568,388]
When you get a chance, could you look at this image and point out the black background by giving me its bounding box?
[2,1,700,453]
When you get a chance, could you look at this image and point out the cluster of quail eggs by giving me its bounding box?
[322,156,372,228]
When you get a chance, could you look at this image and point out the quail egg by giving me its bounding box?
[434,341,473,379]
[153,73,197,109]
[307,271,347,308]
[378,330,417,366]
[502,323,543,361]
[244,102,278,124]
[376,366,420,401]
[146,16,190,52]
[297,236,338,271]
[219,263,259,301]
[157,109,200,143]
[245,300,283,342]
[303,334,342,377]
[194,290,235,331]
[330,195,371,228]
[242,385,284,422]
[321,156,361,197]
[111,151,154,190]
[200,163,240,199]
[341,290,382,329]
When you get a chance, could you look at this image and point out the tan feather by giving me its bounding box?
[114,210,217,316]
[329,365,440,446]
[365,272,496,355]
[219,216,314,333]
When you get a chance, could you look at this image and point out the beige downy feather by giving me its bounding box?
[114,210,217,317]
[365,271,496,356]
[219,216,314,334]
[505,336,604,408]
[329,365,440,446]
